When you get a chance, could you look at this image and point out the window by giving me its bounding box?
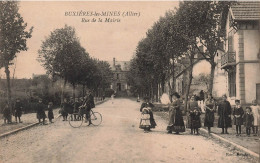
[228,68,236,97]
[117,74,119,79]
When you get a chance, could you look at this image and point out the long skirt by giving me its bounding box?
[218,115,232,128]
[48,111,54,120]
[37,111,47,119]
[204,111,214,127]
[167,109,185,132]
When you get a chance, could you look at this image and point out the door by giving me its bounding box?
[256,83,260,104]
[117,83,121,91]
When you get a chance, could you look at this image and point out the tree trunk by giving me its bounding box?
[72,84,76,101]
[184,65,193,112]
[208,61,216,94]
[61,79,67,103]
[4,63,12,109]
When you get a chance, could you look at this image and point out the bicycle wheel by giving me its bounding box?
[90,112,102,126]
[69,113,83,128]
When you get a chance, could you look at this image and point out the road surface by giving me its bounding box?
[0,99,255,163]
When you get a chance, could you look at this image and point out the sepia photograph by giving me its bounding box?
[0,0,259,162]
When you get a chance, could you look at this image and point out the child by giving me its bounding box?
[47,102,54,123]
[244,107,254,136]
[139,97,156,132]
[190,107,201,135]
[250,100,259,136]
[3,102,11,124]
[233,100,244,136]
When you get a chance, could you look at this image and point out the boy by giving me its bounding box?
[233,100,244,136]
[244,107,254,136]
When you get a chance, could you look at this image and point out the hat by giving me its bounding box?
[246,107,252,111]
[235,99,240,103]
[171,92,180,98]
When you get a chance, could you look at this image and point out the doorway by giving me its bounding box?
[117,83,121,91]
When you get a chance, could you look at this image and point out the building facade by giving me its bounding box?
[214,2,260,105]
[109,58,130,95]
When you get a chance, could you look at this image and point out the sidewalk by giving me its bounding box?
[0,99,108,136]
[154,111,260,156]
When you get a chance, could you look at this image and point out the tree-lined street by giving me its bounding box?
[0,99,255,163]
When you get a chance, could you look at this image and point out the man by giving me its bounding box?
[37,99,47,125]
[218,95,232,134]
[82,90,95,124]
[14,98,23,123]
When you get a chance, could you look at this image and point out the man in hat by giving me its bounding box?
[47,102,54,123]
[218,95,232,134]
[82,90,95,124]
[14,98,23,123]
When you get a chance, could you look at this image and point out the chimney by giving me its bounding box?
[113,58,116,66]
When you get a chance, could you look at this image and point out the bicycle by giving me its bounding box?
[68,109,102,128]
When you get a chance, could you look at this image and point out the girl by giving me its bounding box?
[47,102,54,123]
[167,92,185,134]
[233,100,244,136]
[204,94,215,134]
[139,97,156,132]
[190,108,201,135]
[244,107,254,136]
[250,100,259,136]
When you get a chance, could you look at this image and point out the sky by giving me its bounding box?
[0,1,210,79]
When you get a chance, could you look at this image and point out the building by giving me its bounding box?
[214,2,260,105]
[108,58,130,95]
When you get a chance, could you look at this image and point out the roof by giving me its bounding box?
[108,61,130,71]
[231,2,260,20]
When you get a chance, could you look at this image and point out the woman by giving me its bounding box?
[218,95,232,134]
[167,92,185,134]
[139,97,157,132]
[204,94,216,134]
[37,99,47,125]
[47,102,54,123]
[187,95,199,134]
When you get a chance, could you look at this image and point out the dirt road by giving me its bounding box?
[0,99,256,163]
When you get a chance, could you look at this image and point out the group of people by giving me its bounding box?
[2,91,96,125]
[139,92,260,137]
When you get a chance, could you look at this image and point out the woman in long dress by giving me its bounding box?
[218,95,232,134]
[204,94,216,134]
[167,92,185,134]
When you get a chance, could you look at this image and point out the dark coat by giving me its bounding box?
[190,112,201,128]
[3,106,11,118]
[244,113,254,128]
[187,101,199,128]
[14,102,23,117]
[48,106,54,119]
[37,103,46,119]
[83,94,95,110]
[218,100,232,128]
[233,106,244,125]
[204,98,215,127]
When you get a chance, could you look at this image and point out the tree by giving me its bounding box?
[175,1,233,94]
[38,25,84,102]
[0,1,33,107]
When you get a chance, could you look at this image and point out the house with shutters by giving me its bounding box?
[213,2,260,105]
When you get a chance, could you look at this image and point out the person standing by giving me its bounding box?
[187,95,199,134]
[60,98,69,121]
[139,96,157,132]
[199,90,205,102]
[244,107,254,136]
[47,102,54,123]
[36,99,47,125]
[204,94,216,134]
[250,99,260,136]
[233,100,244,136]
[3,101,11,124]
[167,92,185,134]
[190,108,201,135]
[218,95,232,134]
[14,98,23,123]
